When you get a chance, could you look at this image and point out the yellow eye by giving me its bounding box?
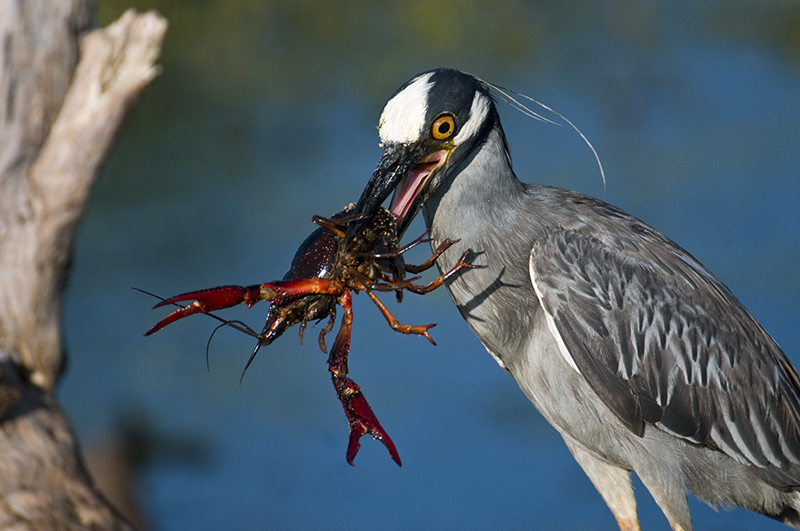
[431,114,456,140]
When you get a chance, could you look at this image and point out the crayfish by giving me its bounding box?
[144,205,473,466]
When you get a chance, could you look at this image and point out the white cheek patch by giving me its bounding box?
[378,72,434,144]
[453,92,490,145]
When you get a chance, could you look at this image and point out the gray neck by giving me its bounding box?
[422,127,527,253]
[420,126,540,363]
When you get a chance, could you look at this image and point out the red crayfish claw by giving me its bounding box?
[340,380,401,467]
[144,284,266,336]
[328,291,401,466]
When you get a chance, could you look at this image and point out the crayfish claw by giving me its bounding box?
[151,285,251,309]
[346,418,402,468]
[144,301,204,336]
[341,383,402,467]
[330,314,401,466]
[145,285,264,335]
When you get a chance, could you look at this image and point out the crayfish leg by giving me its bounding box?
[312,215,347,238]
[316,314,336,354]
[327,291,401,466]
[404,238,460,274]
[385,250,476,295]
[365,291,436,345]
[312,207,368,239]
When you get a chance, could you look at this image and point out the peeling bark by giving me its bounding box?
[0,2,167,528]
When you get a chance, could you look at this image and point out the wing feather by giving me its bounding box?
[529,229,800,487]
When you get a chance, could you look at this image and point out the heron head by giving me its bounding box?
[347,68,504,241]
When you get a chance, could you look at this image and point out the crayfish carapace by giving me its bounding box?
[144,205,474,466]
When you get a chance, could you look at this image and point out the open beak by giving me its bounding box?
[346,143,449,243]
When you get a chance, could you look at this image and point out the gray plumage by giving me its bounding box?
[349,67,800,530]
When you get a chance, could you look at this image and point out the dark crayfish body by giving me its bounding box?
[145,205,473,465]
[259,205,407,352]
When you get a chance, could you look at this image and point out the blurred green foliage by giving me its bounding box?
[96,0,799,106]
[97,0,542,104]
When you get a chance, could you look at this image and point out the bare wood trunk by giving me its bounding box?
[0,2,167,528]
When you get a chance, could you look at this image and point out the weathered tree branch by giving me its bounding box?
[0,2,167,528]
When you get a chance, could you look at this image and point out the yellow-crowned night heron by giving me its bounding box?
[347,68,800,531]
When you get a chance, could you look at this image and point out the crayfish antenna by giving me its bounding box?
[206,320,259,371]
[239,341,266,386]
[206,324,226,371]
[204,320,258,371]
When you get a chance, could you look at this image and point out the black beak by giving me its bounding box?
[345,143,420,244]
